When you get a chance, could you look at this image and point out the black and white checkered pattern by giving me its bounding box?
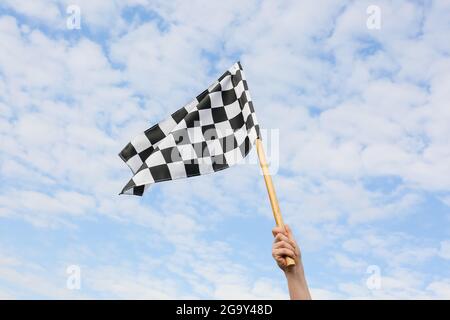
[119,62,261,196]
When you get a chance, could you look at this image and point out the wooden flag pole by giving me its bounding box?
[255,138,296,267]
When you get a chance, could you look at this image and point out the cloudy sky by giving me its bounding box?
[0,0,449,299]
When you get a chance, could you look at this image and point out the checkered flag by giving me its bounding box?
[119,62,261,196]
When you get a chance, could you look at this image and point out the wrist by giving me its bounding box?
[284,262,311,300]
[284,263,306,283]
[284,261,303,274]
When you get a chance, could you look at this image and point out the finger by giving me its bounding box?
[274,239,294,249]
[284,225,299,249]
[273,240,296,253]
[273,248,296,260]
[274,232,295,247]
[274,232,290,244]
[273,237,298,258]
[272,226,285,237]
[285,224,294,240]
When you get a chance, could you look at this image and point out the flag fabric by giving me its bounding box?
[119,62,261,196]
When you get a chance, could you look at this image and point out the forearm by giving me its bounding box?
[284,264,311,300]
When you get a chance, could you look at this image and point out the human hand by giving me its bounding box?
[272,224,311,300]
[272,224,301,272]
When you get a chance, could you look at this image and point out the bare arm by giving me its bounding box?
[272,225,311,300]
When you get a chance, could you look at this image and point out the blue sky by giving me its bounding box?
[0,0,450,299]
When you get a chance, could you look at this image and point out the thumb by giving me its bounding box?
[285,224,294,240]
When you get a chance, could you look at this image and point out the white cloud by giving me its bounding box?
[0,189,96,227]
[439,241,450,260]
[426,279,450,299]
[332,253,366,271]
[0,0,449,299]
[1,0,62,27]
